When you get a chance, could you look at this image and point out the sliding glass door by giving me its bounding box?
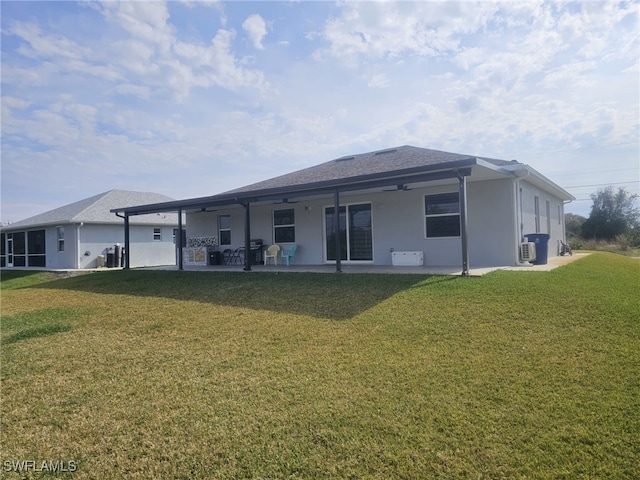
[325,203,372,262]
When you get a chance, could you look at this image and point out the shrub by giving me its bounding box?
[615,234,631,251]
[626,228,640,247]
[569,240,583,251]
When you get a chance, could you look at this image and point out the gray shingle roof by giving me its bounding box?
[223,145,515,194]
[5,190,178,229]
[110,145,535,216]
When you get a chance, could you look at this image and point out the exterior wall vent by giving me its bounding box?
[374,148,397,156]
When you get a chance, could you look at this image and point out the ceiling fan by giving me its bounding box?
[383,184,411,192]
[272,198,299,204]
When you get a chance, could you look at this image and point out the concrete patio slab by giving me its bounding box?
[140,253,589,276]
[2,253,589,276]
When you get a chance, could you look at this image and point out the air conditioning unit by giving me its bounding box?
[520,242,537,262]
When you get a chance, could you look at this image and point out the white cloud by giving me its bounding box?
[1,1,637,222]
[6,20,90,60]
[1,96,30,110]
[540,61,597,89]
[368,73,389,88]
[115,84,152,98]
[242,14,268,50]
[2,1,269,102]
[315,2,501,65]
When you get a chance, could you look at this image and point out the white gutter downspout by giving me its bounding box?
[76,222,83,269]
[512,168,531,266]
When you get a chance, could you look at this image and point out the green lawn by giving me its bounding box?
[1,253,639,479]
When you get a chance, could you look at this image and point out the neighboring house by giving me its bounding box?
[111,146,574,274]
[1,190,181,269]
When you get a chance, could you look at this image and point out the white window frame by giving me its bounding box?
[557,204,562,225]
[424,192,461,238]
[273,208,295,244]
[219,215,231,246]
[534,196,540,233]
[57,227,65,252]
[546,200,551,234]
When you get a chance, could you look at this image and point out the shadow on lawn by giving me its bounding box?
[29,270,459,320]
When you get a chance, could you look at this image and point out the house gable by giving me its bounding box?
[4,190,178,230]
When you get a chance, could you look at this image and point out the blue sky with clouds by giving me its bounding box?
[1,0,638,223]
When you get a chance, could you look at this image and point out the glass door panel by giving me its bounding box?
[325,206,346,261]
[348,204,372,261]
[325,204,372,262]
[7,233,14,267]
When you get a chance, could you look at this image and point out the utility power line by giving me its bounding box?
[550,167,639,178]
[563,180,640,189]
[516,141,639,159]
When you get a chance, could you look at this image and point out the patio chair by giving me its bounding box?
[281,244,298,266]
[230,247,244,265]
[222,248,233,265]
[560,241,573,256]
[264,244,280,265]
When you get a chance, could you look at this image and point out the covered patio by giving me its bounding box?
[112,154,476,275]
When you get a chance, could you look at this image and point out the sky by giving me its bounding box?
[1,0,638,224]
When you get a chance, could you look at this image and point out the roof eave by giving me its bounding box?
[501,164,575,201]
[112,157,479,215]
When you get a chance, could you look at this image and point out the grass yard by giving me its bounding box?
[1,253,639,479]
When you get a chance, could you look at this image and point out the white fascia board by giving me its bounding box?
[499,164,575,202]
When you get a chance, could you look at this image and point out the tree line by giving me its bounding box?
[565,186,639,247]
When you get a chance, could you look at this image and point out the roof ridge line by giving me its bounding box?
[69,190,115,222]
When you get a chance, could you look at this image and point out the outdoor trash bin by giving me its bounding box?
[525,233,550,265]
[209,251,222,265]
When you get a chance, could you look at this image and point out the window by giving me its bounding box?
[534,196,540,233]
[425,193,460,238]
[153,228,162,241]
[219,215,231,245]
[13,232,26,266]
[57,227,65,252]
[546,200,551,234]
[27,230,46,267]
[274,209,295,243]
[1,233,5,267]
[558,205,562,225]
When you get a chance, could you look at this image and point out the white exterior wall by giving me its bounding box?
[127,225,177,268]
[468,179,517,267]
[45,224,79,269]
[519,180,566,257]
[76,224,123,268]
[2,223,178,269]
[78,224,177,268]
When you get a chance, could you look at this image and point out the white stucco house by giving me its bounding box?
[1,190,181,269]
[111,146,574,274]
